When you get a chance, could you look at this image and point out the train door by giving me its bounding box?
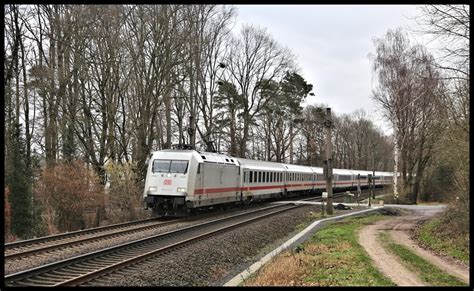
[241,168,246,203]
[357,174,361,201]
[195,163,204,206]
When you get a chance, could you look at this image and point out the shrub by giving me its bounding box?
[35,160,105,233]
[104,161,148,223]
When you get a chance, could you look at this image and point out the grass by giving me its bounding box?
[378,232,467,286]
[415,215,469,264]
[243,214,395,286]
[295,211,323,231]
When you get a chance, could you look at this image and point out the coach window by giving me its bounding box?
[249,171,253,183]
[259,171,262,183]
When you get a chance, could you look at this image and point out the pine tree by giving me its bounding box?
[5,122,33,238]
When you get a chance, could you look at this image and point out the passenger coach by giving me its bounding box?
[143,149,394,216]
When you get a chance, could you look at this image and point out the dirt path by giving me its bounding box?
[389,230,469,284]
[359,219,427,286]
[358,206,469,286]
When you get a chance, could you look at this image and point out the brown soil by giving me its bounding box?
[358,207,469,286]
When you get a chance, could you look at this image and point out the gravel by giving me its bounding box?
[84,204,324,286]
[4,203,288,275]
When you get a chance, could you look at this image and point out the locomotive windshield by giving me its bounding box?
[152,159,188,174]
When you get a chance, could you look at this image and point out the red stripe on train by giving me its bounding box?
[193,181,373,194]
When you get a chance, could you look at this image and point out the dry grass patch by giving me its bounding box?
[244,214,394,286]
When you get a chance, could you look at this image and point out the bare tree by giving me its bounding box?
[371,28,443,203]
[226,24,294,157]
[415,5,469,79]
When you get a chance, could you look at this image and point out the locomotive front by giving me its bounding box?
[143,150,199,216]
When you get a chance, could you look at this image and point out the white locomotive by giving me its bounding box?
[143,149,395,216]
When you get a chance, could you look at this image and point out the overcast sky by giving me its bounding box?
[233,5,439,135]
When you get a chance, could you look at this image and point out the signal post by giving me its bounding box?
[324,108,333,215]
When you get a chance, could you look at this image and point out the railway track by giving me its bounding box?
[5,188,379,264]
[5,195,337,287]
[4,189,384,286]
[4,195,318,264]
[4,217,184,261]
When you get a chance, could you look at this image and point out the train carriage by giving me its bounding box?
[333,168,355,189]
[309,167,325,191]
[238,158,287,202]
[282,164,316,195]
[143,149,395,216]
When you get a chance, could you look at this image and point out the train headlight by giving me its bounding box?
[149,186,157,192]
[177,187,187,193]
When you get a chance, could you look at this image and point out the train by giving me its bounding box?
[143,149,395,216]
